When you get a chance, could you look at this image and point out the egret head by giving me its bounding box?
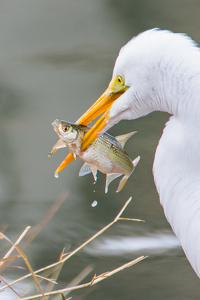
[75,30,164,150]
[75,73,131,150]
[76,28,193,151]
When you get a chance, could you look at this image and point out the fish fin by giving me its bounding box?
[116,156,140,193]
[116,175,129,193]
[79,163,92,177]
[105,173,122,193]
[115,131,137,148]
[79,163,98,181]
[91,165,98,182]
[132,155,140,167]
[48,139,66,157]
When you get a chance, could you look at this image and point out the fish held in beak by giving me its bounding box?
[51,74,129,175]
[51,119,140,192]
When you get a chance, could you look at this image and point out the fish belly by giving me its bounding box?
[79,143,132,175]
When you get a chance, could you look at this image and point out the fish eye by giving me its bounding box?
[62,125,69,132]
[117,74,125,85]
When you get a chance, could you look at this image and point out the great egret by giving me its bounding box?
[55,29,200,277]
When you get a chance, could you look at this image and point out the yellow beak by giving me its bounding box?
[55,73,129,175]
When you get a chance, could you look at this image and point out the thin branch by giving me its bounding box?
[0,197,134,291]
[0,231,47,300]
[18,256,147,300]
[0,255,20,263]
[52,265,93,300]
[0,226,31,269]
[118,217,145,222]
[0,275,22,299]
[114,197,132,222]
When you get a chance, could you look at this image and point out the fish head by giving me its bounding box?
[52,119,78,143]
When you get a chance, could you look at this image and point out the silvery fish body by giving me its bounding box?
[51,119,140,192]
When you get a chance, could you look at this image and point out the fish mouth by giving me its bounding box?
[54,73,129,174]
[52,119,59,130]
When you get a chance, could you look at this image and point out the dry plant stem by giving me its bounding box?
[1,197,142,295]
[18,256,147,300]
[0,255,20,263]
[52,265,94,300]
[0,231,47,300]
[0,195,67,291]
[16,248,47,300]
[0,226,31,298]
[21,265,61,298]
[0,275,22,298]
[44,263,62,297]
[113,197,132,221]
[35,274,57,285]
[119,217,145,222]
[0,226,31,268]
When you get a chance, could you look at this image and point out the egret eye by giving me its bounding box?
[117,74,125,85]
[117,76,122,83]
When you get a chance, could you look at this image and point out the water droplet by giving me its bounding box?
[92,181,96,185]
[91,200,98,207]
[54,173,59,178]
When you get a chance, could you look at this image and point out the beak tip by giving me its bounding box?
[54,172,59,178]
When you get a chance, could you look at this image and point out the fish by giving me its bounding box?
[50,119,140,193]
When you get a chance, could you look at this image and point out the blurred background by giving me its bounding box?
[0,0,200,299]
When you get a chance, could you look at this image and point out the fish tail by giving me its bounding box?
[116,156,140,193]
[132,155,140,167]
[105,173,122,193]
[116,175,128,192]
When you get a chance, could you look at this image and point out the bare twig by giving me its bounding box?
[0,255,20,263]
[18,256,147,300]
[0,231,47,300]
[0,197,135,291]
[118,217,145,222]
[0,226,31,269]
[0,196,147,300]
[0,275,22,298]
[52,265,93,300]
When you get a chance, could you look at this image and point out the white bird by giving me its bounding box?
[55,29,200,277]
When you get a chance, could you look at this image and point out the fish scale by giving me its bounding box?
[89,134,133,174]
[50,119,140,192]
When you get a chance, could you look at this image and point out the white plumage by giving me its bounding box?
[57,28,200,277]
[102,29,200,277]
